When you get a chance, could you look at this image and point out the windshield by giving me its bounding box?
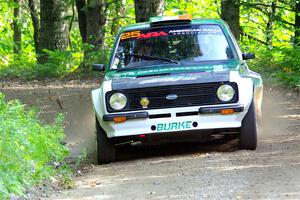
[110,24,235,70]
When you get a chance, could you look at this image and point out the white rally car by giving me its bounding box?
[92,15,263,164]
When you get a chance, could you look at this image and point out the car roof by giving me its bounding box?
[119,17,229,33]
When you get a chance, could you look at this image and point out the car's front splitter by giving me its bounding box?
[103,104,244,121]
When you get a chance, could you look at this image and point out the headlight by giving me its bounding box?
[217,85,235,102]
[109,93,127,110]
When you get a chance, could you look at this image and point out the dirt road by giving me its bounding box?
[1,84,300,199]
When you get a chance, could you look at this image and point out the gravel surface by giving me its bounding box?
[2,84,299,200]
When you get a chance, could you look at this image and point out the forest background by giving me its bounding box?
[0,0,300,88]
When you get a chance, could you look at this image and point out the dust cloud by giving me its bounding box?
[260,87,300,139]
[1,84,98,157]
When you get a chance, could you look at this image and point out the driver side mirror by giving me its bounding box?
[242,53,255,60]
[92,64,105,72]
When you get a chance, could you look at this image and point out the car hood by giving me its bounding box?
[106,60,241,90]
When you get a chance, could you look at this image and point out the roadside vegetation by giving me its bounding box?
[0,93,72,199]
[244,44,300,89]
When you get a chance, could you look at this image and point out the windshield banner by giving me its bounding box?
[120,25,223,41]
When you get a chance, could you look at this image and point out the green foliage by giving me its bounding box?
[165,0,220,18]
[276,48,300,88]
[34,50,82,79]
[0,93,71,199]
[0,50,82,80]
[83,45,111,68]
[75,149,88,167]
[104,0,135,48]
[0,55,35,80]
[241,0,295,46]
[243,42,300,88]
[0,0,36,64]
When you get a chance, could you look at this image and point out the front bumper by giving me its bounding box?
[97,103,247,138]
[103,104,244,121]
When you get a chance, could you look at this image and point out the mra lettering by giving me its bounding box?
[138,31,168,39]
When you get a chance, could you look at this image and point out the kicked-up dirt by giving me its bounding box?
[1,82,300,199]
[1,81,99,157]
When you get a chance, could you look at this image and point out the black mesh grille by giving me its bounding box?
[106,82,238,113]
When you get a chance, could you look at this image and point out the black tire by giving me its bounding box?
[239,101,258,150]
[96,117,115,164]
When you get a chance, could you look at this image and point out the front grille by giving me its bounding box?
[106,82,238,113]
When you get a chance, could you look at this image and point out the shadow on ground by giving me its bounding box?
[114,137,238,163]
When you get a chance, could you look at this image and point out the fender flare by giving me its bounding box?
[91,88,105,122]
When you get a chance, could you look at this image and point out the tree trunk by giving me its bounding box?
[13,0,21,55]
[28,0,41,54]
[221,0,240,40]
[76,0,88,43]
[86,0,106,51]
[75,0,106,51]
[266,1,277,46]
[39,0,69,63]
[75,0,107,70]
[295,1,300,46]
[134,0,165,23]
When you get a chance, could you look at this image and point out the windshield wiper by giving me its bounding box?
[129,54,179,64]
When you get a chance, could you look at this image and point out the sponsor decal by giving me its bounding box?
[120,25,223,41]
[169,28,222,35]
[156,121,192,131]
[121,31,168,40]
[121,30,141,40]
[137,31,168,39]
[138,75,199,85]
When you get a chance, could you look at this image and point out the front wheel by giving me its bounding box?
[96,117,115,164]
[239,101,258,150]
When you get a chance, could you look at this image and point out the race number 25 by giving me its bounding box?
[121,31,141,40]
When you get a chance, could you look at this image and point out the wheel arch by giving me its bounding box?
[249,71,263,120]
[91,88,106,122]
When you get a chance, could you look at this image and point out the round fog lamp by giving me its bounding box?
[217,85,235,102]
[109,93,127,110]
